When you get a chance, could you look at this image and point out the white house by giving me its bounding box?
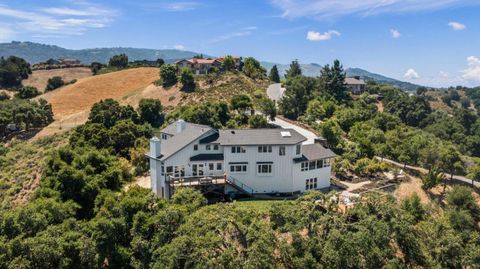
[147,120,336,199]
[345,76,367,94]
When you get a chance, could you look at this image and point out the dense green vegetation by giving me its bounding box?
[0,56,31,88]
[0,98,54,137]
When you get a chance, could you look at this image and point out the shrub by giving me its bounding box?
[159,64,178,87]
[109,54,129,69]
[15,86,40,99]
[45,76,65,92]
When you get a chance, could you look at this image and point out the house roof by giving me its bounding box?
[217,129,307,145]
[175,58,219,65]
[159,122,214,161]
[300,143,336,161]
[345,77,366,85]
[190,154,224,161]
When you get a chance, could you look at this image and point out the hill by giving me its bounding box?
[261,62,422,91]
[0,41,203,64]
[23,67,92,91]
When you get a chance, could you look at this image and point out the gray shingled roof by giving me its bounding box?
[300,143,336,161]
[345,77,366,85]
[217,129,306,145]
[159,122,214,161]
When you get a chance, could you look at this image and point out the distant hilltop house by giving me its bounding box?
[32,58,82,70]
[175,56,242,75]
[345,76,367,94]
[147,119,336,199]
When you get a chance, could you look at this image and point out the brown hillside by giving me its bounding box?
[23,67,92,91]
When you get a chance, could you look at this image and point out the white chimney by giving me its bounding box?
[150,137,161,158]
[176,119,186,133]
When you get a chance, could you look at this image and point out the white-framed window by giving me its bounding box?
[161,133,168,140]
[209,163,214,170]
[296,144,301,155]
[316,160,323,169]
[161,165,165,176]
[258,145,272,153]
[206,145,211,151]
[166,166,173,175]
[231,146,246,153]
[229,164,248,173]
[301,162,308,171]
[213,145,219,150]
[193,144,198,151]
[309,161,316,170]
[305,178,318,190]
[174,165,185,177]
[324,158,331,167]
[257,163,273,175]
[216,163,222,170]
[279,146,285,156]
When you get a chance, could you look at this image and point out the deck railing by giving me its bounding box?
[167,174,255,196]
[225,176,254,195]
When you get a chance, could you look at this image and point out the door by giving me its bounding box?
[193,164,205,176]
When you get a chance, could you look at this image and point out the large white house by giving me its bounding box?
[147,120,336,199]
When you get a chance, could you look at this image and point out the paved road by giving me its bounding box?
[376,157,479,188]
[269,117,317,145]
[266,83,286,102]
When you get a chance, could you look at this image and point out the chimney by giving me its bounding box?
[314,137,329,148]
[354,76,360,80]
[176,119,186,133]
[150,137,161,158]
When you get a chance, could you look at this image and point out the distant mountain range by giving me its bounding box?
[0,41,421,91]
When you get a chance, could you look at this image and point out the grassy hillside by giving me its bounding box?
[22,67,92,92]
[0,41,204,64]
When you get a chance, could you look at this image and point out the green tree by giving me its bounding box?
[0,56,31,87]
[319,59,350,102]
[269,65,280,83]
[248,114,268,128]
[439,146,463,193]
[467,163,480,187]
[243,57,266,79]
[159,64,178,87]
[138,98,163,128]
[318,119,343,149]
[257,97,276,121]
[45,76,65,92]
[231,94,252,112]
[222,55,236,71]
[278,76,317,120]
[15,86,40,99]
[285,60,302,79]
[179,67,195,91]
[108,54,129,69]
[88,99,139,127]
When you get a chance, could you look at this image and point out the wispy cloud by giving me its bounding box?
[0,2,118,38]
[210,26,257,43]
[270,0,479,19]
[160,2,202,12]
[390,29,401,38]
[173,44,185,50]
[306,30,340,41]
[462,56,480,82]
[404,68,420,79]
[448,21,466,31]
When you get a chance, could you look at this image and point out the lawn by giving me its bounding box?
[232,199,290,213]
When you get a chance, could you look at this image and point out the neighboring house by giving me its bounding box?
[175,58,221,75]
[59,59,81,66]
[345,76,367,94]
[32,58,82,70]
[147,119,336,199]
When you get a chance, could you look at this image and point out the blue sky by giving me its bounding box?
[0,0,479,87]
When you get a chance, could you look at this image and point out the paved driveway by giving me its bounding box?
[266,83,286,102]
[269,117,317,145]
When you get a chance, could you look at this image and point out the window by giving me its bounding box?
[301,162,309,171]
[161,165,165,175]
[229,164,248,173]
[316,160,323,169]
[258,145,272,153]
[206,145,211,151]
[305,178,318,190]
[231,146,246,153]
[296,144,301,155]
[161,133,168,140]
[216,163,222,170]
[166,166,173,175]
[193,144,198,151]
[324,158,331,167]
[209,163,214,170]
[257,163,272,174]
[213,145,219,150]
[174,165,185,177]
[309,161,316,170]
[279,146,285,156]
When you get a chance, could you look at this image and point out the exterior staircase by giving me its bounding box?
[225,176,254,196]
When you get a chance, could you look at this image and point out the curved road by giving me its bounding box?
[266,83,286,103]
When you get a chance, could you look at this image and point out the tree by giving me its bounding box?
[138,98,163,128]
[278,76,317,120]
[0,56,31,87]
[15,86,40,99]
[45,76,65,92]
[467,163,480,187]
[231,94,252,112]
[179,67,195,91]
[243,57,266,79]
[285,60,302,79]
[439,146,463,194]
[269,65,280,83]
[159,64,178,87]
[318,119,343,149]
[416,87,428,96]
[319,60,350,102]
[257,97,276,121]
[88,99,139,127]
[90,62,105,75]
[109,54,129,69]
[221,56,236,71]
[248,114,268,128]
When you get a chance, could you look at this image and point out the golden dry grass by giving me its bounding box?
[23,67,93,91]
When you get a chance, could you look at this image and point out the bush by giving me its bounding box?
[109,54,129,69]
[248,114,268,128]
[138,98,164,128]
[159,64,178,87]
[15,86,40,99]
[179,67,195,91]
[0,92,10,101]
[45,76,65,92]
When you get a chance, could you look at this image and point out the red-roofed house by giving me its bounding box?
[176,58,221,75]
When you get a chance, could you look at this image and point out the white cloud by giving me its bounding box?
[210,26,257,43]
[173,44,185,50]
[462,56,480,82]
[160,2,201,12]
[270,0,479,19]
[390,29,401,38]
[0,2,117,37]
[448,21,466,31]
[306,30,340,41]
[404,68,420,79]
